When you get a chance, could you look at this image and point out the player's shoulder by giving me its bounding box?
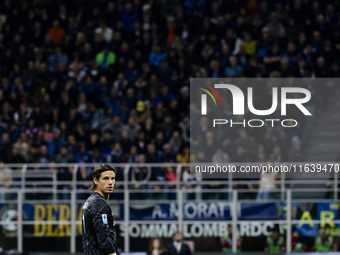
[83,193,106,209]
[83,192,102,209]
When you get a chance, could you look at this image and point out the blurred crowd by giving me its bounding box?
[147,227,339,254]
[0,0,339,172]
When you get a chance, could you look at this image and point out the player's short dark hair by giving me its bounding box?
[90,163,116,191]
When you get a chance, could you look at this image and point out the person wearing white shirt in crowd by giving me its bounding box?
[94,22,113,43]
[257,167,278,200]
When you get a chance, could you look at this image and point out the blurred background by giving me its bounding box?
[1,0,340,254]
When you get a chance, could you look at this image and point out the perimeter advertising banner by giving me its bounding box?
[0,203,83,237]
[1,202,339,238]
[119,202,277,221]
[294,203,340,237]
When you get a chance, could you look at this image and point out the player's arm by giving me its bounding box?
[91,202,117,255]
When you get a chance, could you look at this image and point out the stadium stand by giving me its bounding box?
[1,0,340,253]
[0,0,339,168]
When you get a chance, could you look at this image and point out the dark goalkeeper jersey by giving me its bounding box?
[82,192,118,255]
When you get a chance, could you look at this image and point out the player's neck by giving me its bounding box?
[95,190,110,201]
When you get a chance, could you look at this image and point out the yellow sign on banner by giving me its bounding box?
[33,204,83,237]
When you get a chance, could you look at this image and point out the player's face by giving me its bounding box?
[95,171,116,194]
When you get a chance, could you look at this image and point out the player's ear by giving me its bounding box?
[94,177,99,185]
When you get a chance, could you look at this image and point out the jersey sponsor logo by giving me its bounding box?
[102,214,108,224]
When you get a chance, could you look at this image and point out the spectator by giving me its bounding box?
[240,32,256,56]
[129,154,151,199]
[270,146,282,163]
[165,166,176,198]
[75,143,92,163]
[49,19,65,44]
[161,144,177,163]
[312,228,338,252]
[121,3,138,30]
[158,114,175,141]
[149,45,167,68]
[124,59,139,85]
[220,225,242,252]
[8,144,26,163]
[48,47,69,72]
[105,116,123,140]
[14,132,31,160]
[43,123,54,143]
[90,148,105,163]
[95,46,116,70]
[101,130,114,154]
[120,130,133,154]
[135,130,147,154]
[291,231,306,252]
[212,147,230,163]
[315,56,330,77]
[124,117,140,140]
[169,131,182,155]
[181,167,199,200]
[224,55,243,77]
[256,166,278,200]
[107,142,126,163]
[264,228,285,252]
[265,12,283,39]
[36,144,51,164]
[76,165,91,200]
[166,232,192,255]
[148,237,169,255]
[178,116,189,142]
[177,146,191,163]
[264,44,282,74]
[0,162,12,200]
[54,145,74,195]
[146,143,158,163]
[55,145,74,163]
[68,52,84,77]
[86,131,101,151]
[94,22,113,43]
[67,134,78,157]
[127,145,139,163]
[113,73,129,97]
